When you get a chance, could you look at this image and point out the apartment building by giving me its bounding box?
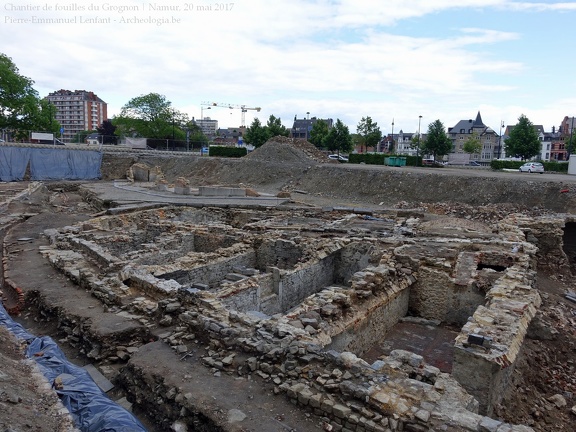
[46,90,107,143]
[290,117,334,140]
[194,117,218,138]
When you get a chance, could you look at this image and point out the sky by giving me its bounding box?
[2,0,576,135]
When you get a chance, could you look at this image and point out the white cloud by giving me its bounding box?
[1,0,574,135]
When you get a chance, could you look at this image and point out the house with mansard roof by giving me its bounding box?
[448,112,500,163]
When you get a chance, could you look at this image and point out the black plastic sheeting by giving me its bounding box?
[0,302,147,432]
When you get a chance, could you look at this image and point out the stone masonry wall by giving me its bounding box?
[327,285,410,355]
[452,257,541,416]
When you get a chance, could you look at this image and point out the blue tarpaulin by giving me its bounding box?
[0,146,102,181]
[0,146,31,181]
[0,302,147,432]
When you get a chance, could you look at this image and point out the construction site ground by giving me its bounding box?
[1,139,576,431]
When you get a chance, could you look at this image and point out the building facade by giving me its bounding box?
[390,130,417,156]
[46,90,107,143]
[448,112,499,163]
[553,116,576,161]
[194,117,218,138]
[290,117,333,140]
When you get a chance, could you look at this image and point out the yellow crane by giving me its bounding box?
[201,101,261,127]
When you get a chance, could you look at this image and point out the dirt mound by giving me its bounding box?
[246,136,333,164]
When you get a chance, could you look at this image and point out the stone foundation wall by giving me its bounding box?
[280,254,337,311]
[327,285,410,355]
[160,251,257,288]
[452,260,541,416]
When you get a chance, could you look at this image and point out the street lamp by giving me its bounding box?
[569,116,575,160]
[391,118,394,153]
[417,115,422,162]
[172,109,176,141]
[498,120,504,159]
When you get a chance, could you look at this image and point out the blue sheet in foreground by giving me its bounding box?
[0,302,146,432]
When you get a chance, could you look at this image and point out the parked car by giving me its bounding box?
[421,159,445,167]
[328,154,348,162]
[519,162,544,173]
[468,161,481,166]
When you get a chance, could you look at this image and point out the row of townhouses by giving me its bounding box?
[291,112,576,163]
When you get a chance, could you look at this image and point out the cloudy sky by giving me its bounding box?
[2,0,576,135]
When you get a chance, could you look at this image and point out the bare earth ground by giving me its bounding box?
[1,143,576,431]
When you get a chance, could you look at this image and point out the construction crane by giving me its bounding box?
[201,101,261,127]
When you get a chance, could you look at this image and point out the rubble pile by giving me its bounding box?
[396,201,554,224]
[246,135,331,164]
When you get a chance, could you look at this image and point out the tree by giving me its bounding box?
[97,119,118,144]
[185,121,208,148]
[309,120,330,148]
[462,131,482,155]
[504,115,541,161]
[409,134,424,159]
[351,133,363,152]
[265,115,289,138]
[422,120,452,160]
[323,119,352,154]
[356,116,382,153]
[37,100,61,134]
[0,53,60,138]
[113,93,188,139]
[244,118,269,148]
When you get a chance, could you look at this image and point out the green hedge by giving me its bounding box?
[348,153,385,165]
[348,153,420,166]
[208,146,248,158]
[489,160,568,173]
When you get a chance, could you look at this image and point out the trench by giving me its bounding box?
[326,249,513,373]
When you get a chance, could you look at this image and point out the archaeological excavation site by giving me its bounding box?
[1,138,576,432]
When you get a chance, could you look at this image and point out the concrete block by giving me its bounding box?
[199,186,246,197]
[174,186,191,195]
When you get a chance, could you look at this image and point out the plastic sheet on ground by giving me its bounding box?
[0,302,147,432]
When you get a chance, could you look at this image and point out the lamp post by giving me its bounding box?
[569,116,575,160]
[391,118,394,153]
[498,120,504,159]
[172,109,176,141]
[417,115,422,162]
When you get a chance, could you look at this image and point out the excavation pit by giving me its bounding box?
[3,198,549,430]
